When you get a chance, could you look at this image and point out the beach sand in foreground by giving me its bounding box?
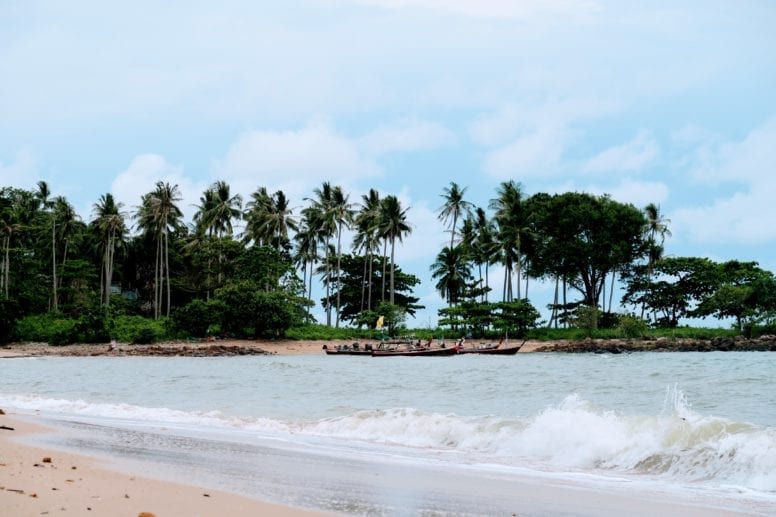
[0,412,325,517]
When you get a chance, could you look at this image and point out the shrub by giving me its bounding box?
[112,315,169,344]
[618,314,649,338]
[171,299,224,338]
[13,314,77,344]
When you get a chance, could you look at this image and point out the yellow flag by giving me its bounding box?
[376,316,384,330]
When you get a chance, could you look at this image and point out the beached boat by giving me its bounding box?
[323,343,373,356]
[371,345,458,357]
[456,340,523,355]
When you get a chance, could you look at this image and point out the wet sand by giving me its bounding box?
[0,412,326,517]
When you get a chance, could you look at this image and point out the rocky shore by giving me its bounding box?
[532,335,776,353]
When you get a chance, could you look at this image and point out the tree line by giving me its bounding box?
[1,179,775,343]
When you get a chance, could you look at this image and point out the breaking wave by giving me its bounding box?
[3,388,775,493]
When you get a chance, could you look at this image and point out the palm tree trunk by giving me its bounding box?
[390,235,396,304]
[450,213,457,250]
[360,248,367,312]
[4,235,10,299]
[59,239,69,292]
[516,251,521,299]
[308,260,314,318]
[154,232,161,320]
[324,234,331,326]
[51,218,57,311]
[562,275,567,328]
[335,222,343,328]
[381,238,387,302]
[165,228,171,317]
[484,261,489,303]
[609,269,616,313]
[368,251,374,310]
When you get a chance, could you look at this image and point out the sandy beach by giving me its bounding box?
[0,411,326,517]
[0,339,554,359]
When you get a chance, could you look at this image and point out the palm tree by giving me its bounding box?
[430,246,472,306]
[197,181,242,289]
[378,195,411,305]
[0,189,38,299]
[243,187,273,246]
[261,190,298,251]
[35,181,59,311]
[489,181,531,301]
[93,194,125,306]
[53,197,79,301]
[641,203,672,319]
[353,189,381,311]
[307,182,337,326]
[473,207,498,302]
[203,180,242,238]
[137,182,183,319]
[330,186,353,327]
[294,208,321,317]
[438,181,473,250]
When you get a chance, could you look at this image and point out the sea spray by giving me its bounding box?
[5,389,776,493]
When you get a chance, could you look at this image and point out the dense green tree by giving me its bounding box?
[531,192,647,307]
[321,254,423,325]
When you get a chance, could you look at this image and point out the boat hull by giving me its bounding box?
[371,347,458,357]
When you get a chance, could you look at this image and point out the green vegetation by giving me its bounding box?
[2,179,775,346]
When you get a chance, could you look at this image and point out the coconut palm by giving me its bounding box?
[378,195,411,305]
[35,181,59,311]
[306,182,337,326]
[438,181,473,250]
[489,181,531,301]
[93,194,125,306]
[330,186,353,327]
[53,196,79,302]
[353,189,381,311]
[294,207,321,317]
[430,246,472,306]
[136,182,183,319]
[473,207,499,302]
[243,187,273,246]
[261,190,298,251]
[641,203,672,319]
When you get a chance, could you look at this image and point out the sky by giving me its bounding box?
[1,0,775,327]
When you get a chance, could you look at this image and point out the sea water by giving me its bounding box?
[2,352,776,515]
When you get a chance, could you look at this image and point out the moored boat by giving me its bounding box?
[323,342,373,356]
[371,346,458,357]
[456,339,523,355]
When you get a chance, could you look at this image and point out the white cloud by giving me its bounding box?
[394,187,446,264]
[111,154,205,227]
[582,130,659,174]
[473,97,620,179]
[359,119,456,156]
[213,120,381,205]
[546,178,668,208]
[483,125,571,179]
[689,119,776,185]
[0,149,38,188]
[355,0,602,20]
[672,120,776,245]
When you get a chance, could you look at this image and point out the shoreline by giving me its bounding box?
[2,335,776,358]
[0,412,326,516]
[2,411,767,516]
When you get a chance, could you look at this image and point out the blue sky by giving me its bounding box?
[1,1,775,327]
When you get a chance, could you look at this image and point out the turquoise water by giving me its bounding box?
[2,352,776,514]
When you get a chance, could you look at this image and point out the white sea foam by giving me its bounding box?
[4,389,776,493]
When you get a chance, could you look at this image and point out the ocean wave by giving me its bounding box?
[3,389,775,492]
